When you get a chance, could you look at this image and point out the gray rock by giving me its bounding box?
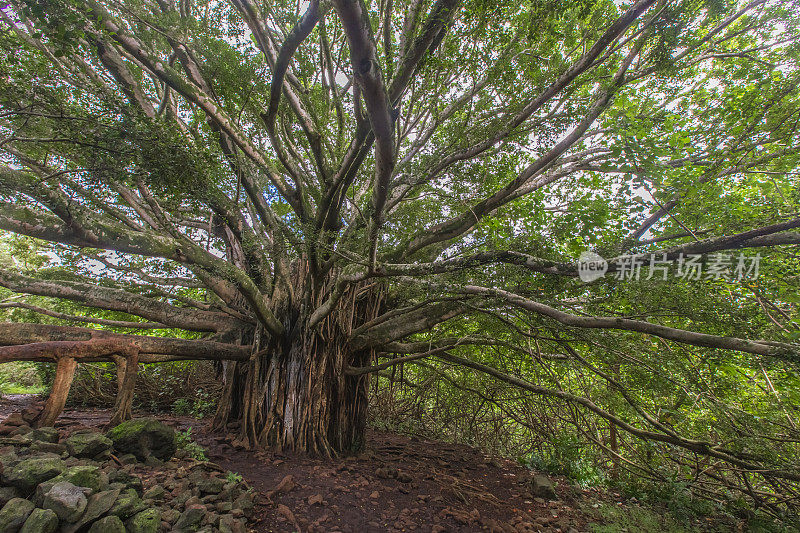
[142,456,163,467]
[173,504,205,531]
[62,488,120,533]
[28,442,67,456]
[529,474,558,500]
[0,450,18,469]
[0,435,32,447]
[64,432,112,460]
[0,498,35,533]
[42,481,88,522]
[3,457,65,490]
[107,471,142,494]
[118,454,138,465]
[29,428,59,444]
[106,418,176,462]
[55,465,105,493]
[108,488,145,519]
[0,487,20,507]
[232,493,255,518]
[142,485,165,501]
[87,515,125,533]
[160,509,179,524]
[125,508,161,533]
[19,508,58,533]
[197,477,226,495]
[219,514,246,533]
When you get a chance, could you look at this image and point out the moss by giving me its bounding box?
[54,465,104,492]
[126,508,161,533]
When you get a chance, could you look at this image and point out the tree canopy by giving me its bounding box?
[1,0,799,517]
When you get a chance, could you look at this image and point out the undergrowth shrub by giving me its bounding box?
[175,428,208,461]
[521,433,605,487]
[0,361,46,394]
[66,360,221,415]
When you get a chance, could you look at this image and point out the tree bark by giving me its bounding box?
[35,356,77,428]
[214,270,384,456]
[110,352,139,426]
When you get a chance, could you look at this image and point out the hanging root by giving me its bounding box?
[214,265,385,456]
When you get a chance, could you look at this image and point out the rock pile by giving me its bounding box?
[0,417,255,533]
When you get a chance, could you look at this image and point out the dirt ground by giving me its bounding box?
[0,396,633,532]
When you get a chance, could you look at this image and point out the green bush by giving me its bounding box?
[66,360,221,414]
[174,428,208,461]
[522,433,605,487]
[0,362,46,395]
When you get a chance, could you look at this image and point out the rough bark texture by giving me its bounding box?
[214,266,384,456]
[36,356,77,428]
[110,353,139,426]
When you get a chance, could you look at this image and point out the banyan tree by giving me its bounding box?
[0,0,799,498]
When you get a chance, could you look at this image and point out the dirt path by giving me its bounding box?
[0,395,614,532]
[198,430,591,533]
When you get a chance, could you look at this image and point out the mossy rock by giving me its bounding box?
[63,488,120,533]
[0,497,35,532]
[29,428,59,444]
[126,508,161,533]
[64,432,112,460]
[108,488,146,520]
[107,471,142,495]
[2,457,65,491]
[54,465,106,493]
[106,418,176,461]
[19,508,59,533]
[87,515,125,533]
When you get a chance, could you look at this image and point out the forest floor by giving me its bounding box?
[0,395,745,533]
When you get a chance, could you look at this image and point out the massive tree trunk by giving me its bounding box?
[214,266,384,456]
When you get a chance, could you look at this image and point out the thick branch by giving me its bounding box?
[0,322,251,362]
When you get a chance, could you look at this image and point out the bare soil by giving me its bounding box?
[0,395,658,532]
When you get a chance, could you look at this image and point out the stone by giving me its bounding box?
[8,427,31,437]
[28,442,67,455]
[118,454,138,465]
[0,435,32,447]
[87,515,125,533]
[197,476,226,494]
[56,465,105,492]
[21,406,41,424]
[42,481,88,522]
[232,494,255,518]
[0,498,35,532]
[173,504,205,531]
[29,428,59,444]
[0,487,20,507]
[108,488,145,519]
[62,489,120,533]
[2,413,25,427]
[107,471,142,494]
[3,457,65,490]
[172,492,191,506]
[529,474,557,500]
[184,495,202,507]
[106,418,175,461]
[126,508,161,533]
[64,432,112,460]
[142,485,165,500]
[19,508,59,533]
[160,508,179,524]
[219,515,246,533]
